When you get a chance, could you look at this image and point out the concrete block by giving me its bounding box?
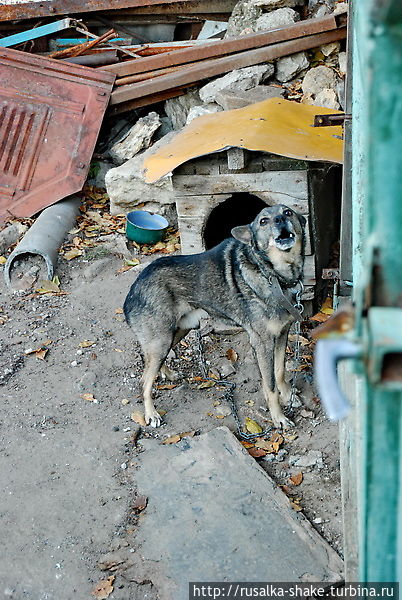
[199,65,274,103]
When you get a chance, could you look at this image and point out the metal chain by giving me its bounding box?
[195,281,304,440]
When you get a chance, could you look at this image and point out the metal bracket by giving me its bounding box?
[314,113,352,127]
[367,307,402,388]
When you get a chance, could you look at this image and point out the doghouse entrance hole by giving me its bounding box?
[204,193,267,249]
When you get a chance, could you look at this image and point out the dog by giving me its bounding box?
[124,204,305,429]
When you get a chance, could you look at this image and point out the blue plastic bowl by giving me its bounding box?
[126,210,169,244]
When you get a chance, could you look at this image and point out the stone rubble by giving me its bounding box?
[102,0,347,216]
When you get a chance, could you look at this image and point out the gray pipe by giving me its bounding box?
[4,196,81,286]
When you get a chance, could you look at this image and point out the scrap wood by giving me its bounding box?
[110,27,346,106]
[103,13,340,78]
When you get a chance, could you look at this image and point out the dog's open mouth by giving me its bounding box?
[274,227,296,250]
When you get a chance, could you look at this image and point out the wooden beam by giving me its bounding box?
[110,27,346,105]
[104,14,338,77]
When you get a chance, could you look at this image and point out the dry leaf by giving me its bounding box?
[240,441,255,449]
[131,411,146,426]
[162,434,181,445]
[79,340,96,348]
[290,472,303,486]
[64,248,83,261]
[197,380,216,389]
[290,500,303,512]
[310,311,330,323]
[36,279,60,294]
[288,334,310,346]
[114,348,123,353]
[0,256,7,264]
[132,495,148,513]
[248,447,267,458]
[125,258,140,267]
[226,348,238,362]
[158,409,167,416]
[156,383,178,390]
[245,417,263,435]
[115,308,123,314]
[92,575,115,599]
[321,297,334,315]
[81,393,98,403]
[35,348,48,361]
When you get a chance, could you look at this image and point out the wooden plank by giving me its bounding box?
[105,14,338,77]
[227,148,246,171]
[110,28,346,105]
[173,171,309,201]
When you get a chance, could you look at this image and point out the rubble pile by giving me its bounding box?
[0,0,347,223]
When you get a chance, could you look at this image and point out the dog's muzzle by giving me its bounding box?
[273,219,296,250]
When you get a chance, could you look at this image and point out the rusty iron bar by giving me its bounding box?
[110,27,346,106]
[49,28,116,59]
[314,113,352,127]
[107,84,191,116]
[0,0,197,22]
[103,13,339,78]
[115,63,187,86]
[73,25,142,59]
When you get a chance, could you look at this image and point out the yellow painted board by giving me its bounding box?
[143,98,343,183]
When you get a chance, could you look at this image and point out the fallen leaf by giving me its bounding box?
[131,411,146,426]
[180,430,195,438]
[248,447,267,458]
[114,348,123,353]
[35,349,48,361]
[36,279,60,294]
[310,311,330,323]
[290,472,303,486]
[156,383,178,390]
[132,495,148,513]
[162,434,181,445]
[158,409,167,416]
[0,256,7,264]
[81,393,98,403]
[125,258,140,267]
[245,399,255,406]
[280,485,294,496]
[92,575,115,599]
[245,417,263,435]
[240,441,255,449]
[64,248,83,261]
[226,348,238,362]
[115,308,123,314]
[290,500,303,512]
[321,297,334,315]
[79,340,96,348]
[288,334,310,346]
[197,380,216,389]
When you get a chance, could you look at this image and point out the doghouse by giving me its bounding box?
[171,148,341,303]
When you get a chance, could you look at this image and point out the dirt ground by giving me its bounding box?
[0,192,343,599]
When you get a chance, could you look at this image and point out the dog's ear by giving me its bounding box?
[298,214,307,228]
[231,225,252,245]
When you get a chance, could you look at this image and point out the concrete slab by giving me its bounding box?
[133,427,343,599]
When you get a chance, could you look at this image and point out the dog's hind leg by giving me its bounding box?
[274,325,292,404]
[159,327,190,382]
[142,338,173,427]
[249,333,294,430]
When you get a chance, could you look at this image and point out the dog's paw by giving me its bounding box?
[145,409,162,428]
[272,412,295,430]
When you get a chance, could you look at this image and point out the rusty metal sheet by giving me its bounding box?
[105,14,338,78]
[110,27,346,105]
[0,47,115,221]
[0,0,194,21]
[143,98,344,183]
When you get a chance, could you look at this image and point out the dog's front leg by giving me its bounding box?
[274,325,292,404]
[249,333,294,430]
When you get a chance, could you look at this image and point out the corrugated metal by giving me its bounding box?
[0,47,115,221]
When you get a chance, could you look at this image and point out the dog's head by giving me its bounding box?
[231,204,306,255]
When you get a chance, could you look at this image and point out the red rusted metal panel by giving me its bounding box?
[0,0,192,21]
[0,47,115,221]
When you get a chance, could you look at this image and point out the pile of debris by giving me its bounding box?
[0,0,347,226]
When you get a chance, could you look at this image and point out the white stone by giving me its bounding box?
[333,2,348,15]
[275,51,309,83]
[302,88,340,110]
[109,112,161,166]
[165,90,201,130]
[301,65,338,95]
[253,0,302,7]
[338,51,347,74]
[291,450,323,469]
[186,103,223,124]
[105,134,176,216]
[319,41,340,57]
[256,7,299,31]
[225,0,262,37]
[199,64,274,103]
[215,84,283,110]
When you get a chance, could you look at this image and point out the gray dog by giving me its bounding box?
[124,204,305,429]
